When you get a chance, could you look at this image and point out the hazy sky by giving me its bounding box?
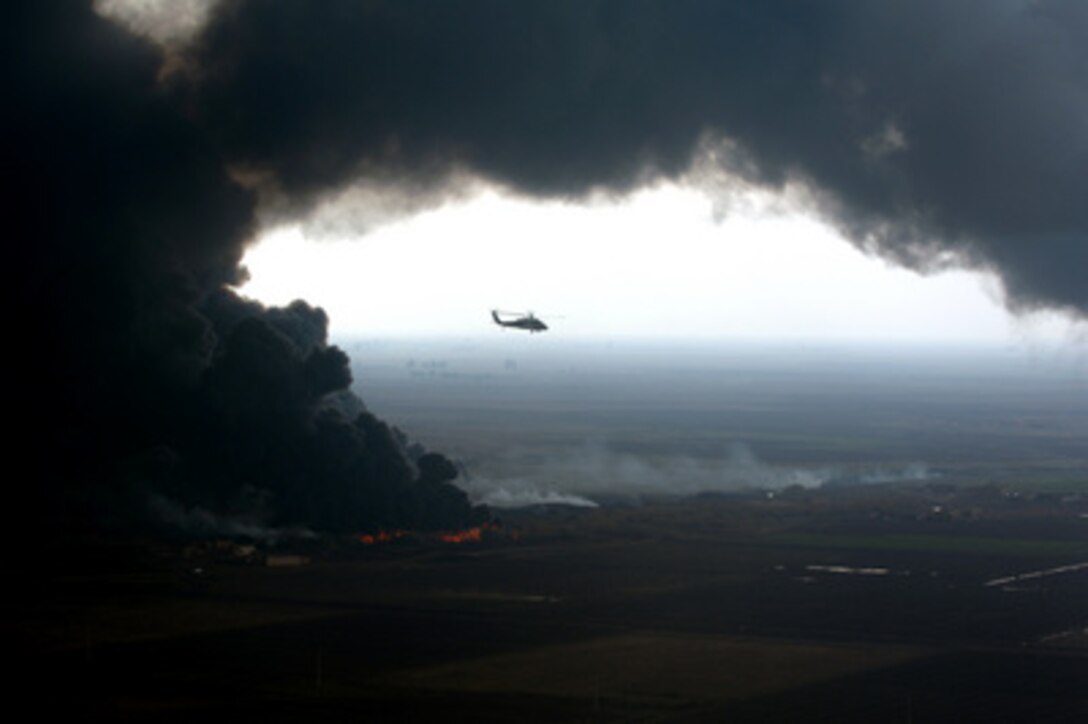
[240,183,1077,344]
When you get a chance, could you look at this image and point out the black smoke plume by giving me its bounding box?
[7,2,479,538]
[187,0,1088,314]
[8,1,1088,538]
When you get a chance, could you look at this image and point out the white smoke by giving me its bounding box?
[471,483,599,509]
[94,0,219,46]
[459,441,936,507]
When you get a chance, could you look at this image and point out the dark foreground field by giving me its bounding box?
[11,488,1088,722]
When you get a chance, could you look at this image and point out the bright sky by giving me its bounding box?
[238,184,1078,345]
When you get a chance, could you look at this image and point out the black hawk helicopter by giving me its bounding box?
[491,309,548,333]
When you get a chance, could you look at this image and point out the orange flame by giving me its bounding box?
[356,523,512,546]
[356,529,409,545]
[436,527,484,543]
[436,522,504,543]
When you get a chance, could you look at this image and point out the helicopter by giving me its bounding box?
[491,309,548,333]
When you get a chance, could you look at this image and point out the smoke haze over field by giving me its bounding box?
[9,1,1088,536]
[458,441,937,507]
[351,337,1087,505]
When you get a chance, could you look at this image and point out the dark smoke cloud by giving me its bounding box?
[187,0,1088,314]
[9,1,1088,538]
[9,2,252,492]
[7,2,480,538]
[192,290,480,532]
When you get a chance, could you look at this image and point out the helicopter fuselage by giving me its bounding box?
[492,310,548,333]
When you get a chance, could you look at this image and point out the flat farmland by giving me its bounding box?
[13,492,1088,721]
